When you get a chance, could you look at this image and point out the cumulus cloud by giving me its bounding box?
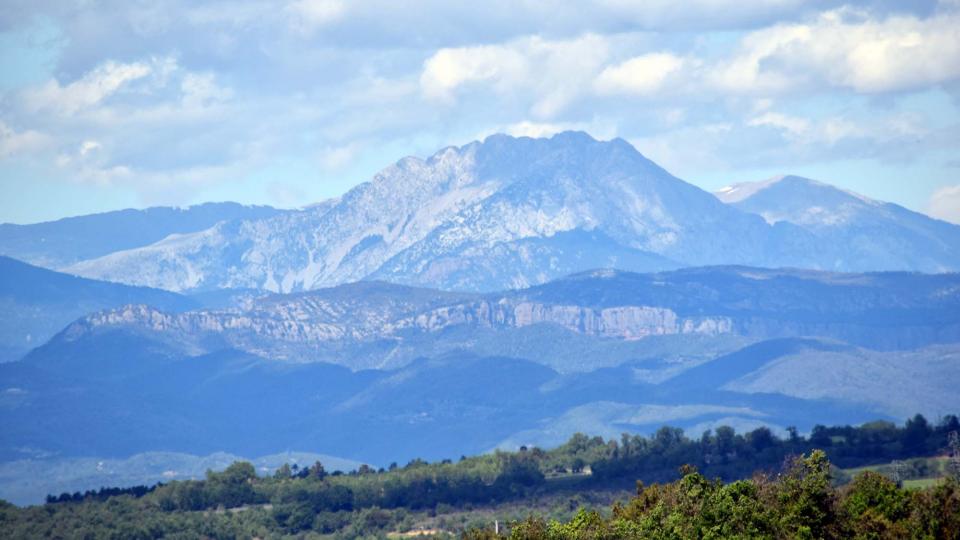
[709,7,960,94]
[594,52,687,95]
[928,184,960,224]
[420,34,610,118]
[420,44,527,102]
[418,6,960,112]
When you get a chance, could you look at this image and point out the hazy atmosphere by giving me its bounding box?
[1,2,960,538]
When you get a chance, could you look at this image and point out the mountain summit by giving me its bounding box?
[23,133,960,292]
[63,132,777,292]
[717,175,960,272]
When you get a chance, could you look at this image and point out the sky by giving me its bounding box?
[0,0,959,224]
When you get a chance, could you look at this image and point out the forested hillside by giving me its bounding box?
[3,415,958,538]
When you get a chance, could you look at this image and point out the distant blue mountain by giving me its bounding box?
[43,133,960,294]
[0,255,197,362]
[2,265,957,462]
[717,175,960,273]
[46,265,957,375]
[0,202,282,269]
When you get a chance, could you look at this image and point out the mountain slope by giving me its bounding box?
[0,202,283,270]
[722,342,960,418]
[5,332,952,476]
[717,175,960,272]
[65,133,793,293]
[0,256,197,362]
[43,266,960,373]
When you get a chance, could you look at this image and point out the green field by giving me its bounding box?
[837,456,952,490]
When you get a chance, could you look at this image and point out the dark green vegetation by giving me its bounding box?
[479,452,960,539]
[2,416,958,538]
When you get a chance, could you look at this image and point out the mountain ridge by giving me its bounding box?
[0,202,283,269]
[58,132,796,292]
[715,175,960,272]
[0,255,198,363]
[36,265,960,373]
[2,133,958,293]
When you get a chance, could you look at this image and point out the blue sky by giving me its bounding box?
[0,0,958,224]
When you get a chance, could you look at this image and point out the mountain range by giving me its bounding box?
[1,131,959,504]
[47,266,960,372]
[2,133,956,294]
[2,267,958,471]
[0,256,197,363]
[0,202,280,269]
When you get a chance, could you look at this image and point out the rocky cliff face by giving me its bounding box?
[400,300,733,339]
[54,266,960,370]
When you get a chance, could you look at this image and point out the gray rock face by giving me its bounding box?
[54,266,960,370]
[46,136,960,293]
[61,133,787,293]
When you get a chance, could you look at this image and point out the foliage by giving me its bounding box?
[501,454,960,540]
[3,414,959,538]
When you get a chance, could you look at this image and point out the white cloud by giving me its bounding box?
[747,108,927,148]
[710,8,960,94]
[180,73,234,108]
[78,140,102,157]
[286,0,346,33]
[0,121,51,159]
[420,34,609,118]
[418,7,960,112]
[748,111,811,137]
[928,184,960,224]
[420,34,609,117]
[594,52,686,95]
[3,0,958,219]
[316,141,362,170]
[420,44,527,102]
[24,60,152,115]
[491,120,617,140]
[54,141,132,187]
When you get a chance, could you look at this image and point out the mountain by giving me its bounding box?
[3,266,958,502]
[3,331,951,475]
[64,132,806,293]
[0,202,283,270]
[717,175,960,272]
[0,256,197,363]
[48,266,960,373]
[0,337,893,465]
[64,136,960,294]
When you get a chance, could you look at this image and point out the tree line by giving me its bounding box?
[5,413,958,538]
[469,451,960,539]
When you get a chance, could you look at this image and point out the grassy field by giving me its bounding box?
[838,456,952,489]
[902,477,944,489]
